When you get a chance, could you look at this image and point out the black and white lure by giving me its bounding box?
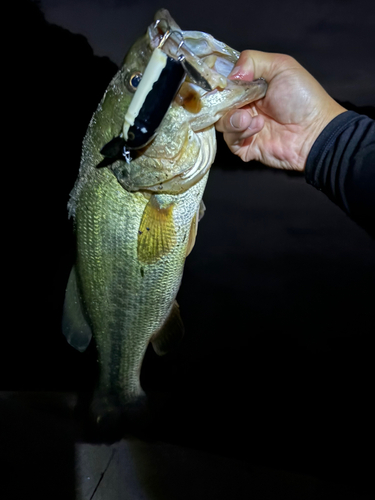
[100,25,211,164]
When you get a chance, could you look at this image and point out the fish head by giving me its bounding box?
[96,10,267,194]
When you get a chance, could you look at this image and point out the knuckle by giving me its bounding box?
[274,53,297,68]
[241,49,253,58]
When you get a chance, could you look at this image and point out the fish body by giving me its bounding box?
[63,9,267,421]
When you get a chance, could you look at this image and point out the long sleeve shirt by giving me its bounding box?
[305,111,375,237]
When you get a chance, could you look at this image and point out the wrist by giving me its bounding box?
[299,102,346,171]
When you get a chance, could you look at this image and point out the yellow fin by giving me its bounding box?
[138,195,176,264]
[151,301,185,356]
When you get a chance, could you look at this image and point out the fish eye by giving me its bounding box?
[127,71,142,92]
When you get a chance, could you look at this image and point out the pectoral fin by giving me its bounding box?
[198,199,206,221]
[151,301,185,356]
[185,200,206,257]
[138,195,176,264]
[62,266,92,352]
[186,213,198,257]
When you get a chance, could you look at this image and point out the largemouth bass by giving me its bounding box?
[63,9,266,426]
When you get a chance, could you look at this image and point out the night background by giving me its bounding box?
[1,0,374,498]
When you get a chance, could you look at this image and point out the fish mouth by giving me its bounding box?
[102,9,266,162]
[103,11,235,160]
[107,10,267,195]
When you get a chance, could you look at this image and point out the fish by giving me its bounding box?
[62,9,267,428]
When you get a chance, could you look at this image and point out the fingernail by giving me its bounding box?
[248,105,258,118]
[228,58,254,80]
[248,115,260,130]
[230,112,244,129]
[228,66,242,79]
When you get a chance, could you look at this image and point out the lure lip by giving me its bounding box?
[178,56,212,92]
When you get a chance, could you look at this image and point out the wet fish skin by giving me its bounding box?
[63,10,267,424]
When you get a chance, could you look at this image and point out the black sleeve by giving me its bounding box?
[305,110,375,236]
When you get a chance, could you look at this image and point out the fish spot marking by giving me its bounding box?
[175,82,202,114]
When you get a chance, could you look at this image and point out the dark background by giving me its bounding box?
[2,1,374,497]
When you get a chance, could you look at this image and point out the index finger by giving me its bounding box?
[229,50,296,83]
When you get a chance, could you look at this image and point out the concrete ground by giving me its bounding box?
[1,392,372,500]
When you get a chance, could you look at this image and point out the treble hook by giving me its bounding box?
[157,29,172,49]
[168,30,185,55]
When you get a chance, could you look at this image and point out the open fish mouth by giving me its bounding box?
[100,9,267,195]
[101,9,266,164]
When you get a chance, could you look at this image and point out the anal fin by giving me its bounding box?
[62,266,92,352]
[151,301,185,356]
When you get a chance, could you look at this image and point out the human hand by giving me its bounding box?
[216,50,346,171]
